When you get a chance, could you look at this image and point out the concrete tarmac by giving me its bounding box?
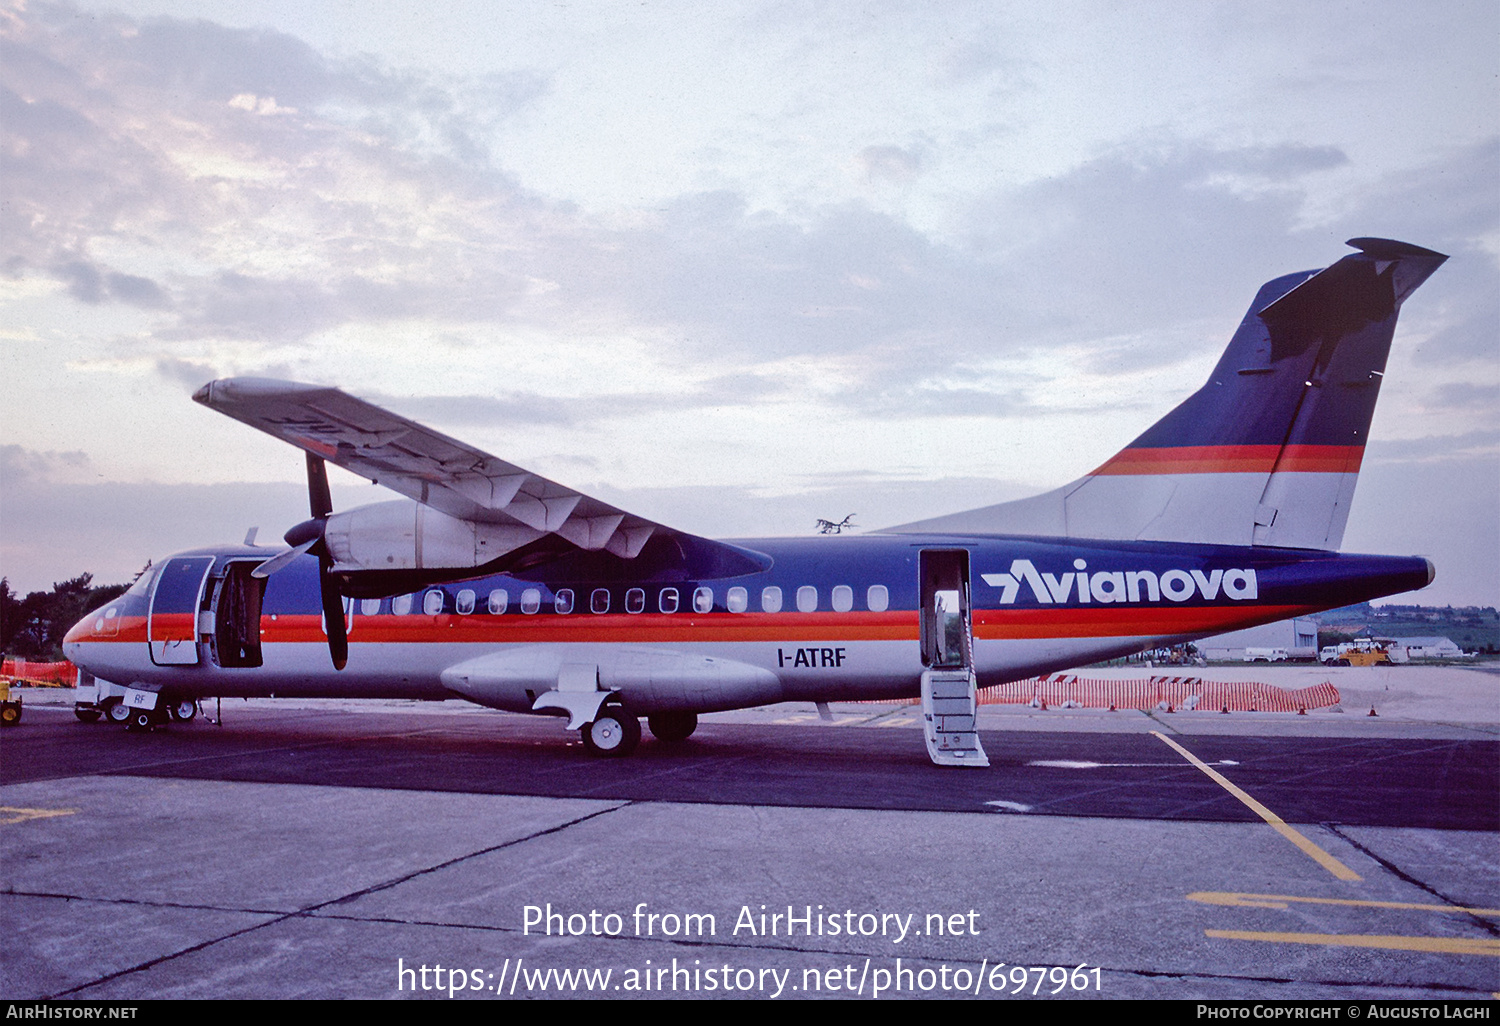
[2,664,1496,1001]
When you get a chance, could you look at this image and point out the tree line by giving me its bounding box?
[1,575,131,662]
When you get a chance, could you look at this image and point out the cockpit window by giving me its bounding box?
[125,562,159,598]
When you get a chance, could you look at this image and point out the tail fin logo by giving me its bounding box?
[981,559,1258,605]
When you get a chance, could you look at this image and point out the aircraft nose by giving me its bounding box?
[62,599,130,665]
[63,606,103,647]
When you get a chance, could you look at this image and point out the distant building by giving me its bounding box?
[1198,617,1319,661]
[1394,636,1465,659]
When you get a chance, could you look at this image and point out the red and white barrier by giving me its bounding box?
[1,658,77,687]
[979,673,1339,713]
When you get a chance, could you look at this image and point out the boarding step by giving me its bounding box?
[920,668,989,767]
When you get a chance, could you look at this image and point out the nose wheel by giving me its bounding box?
[581,704,641,757]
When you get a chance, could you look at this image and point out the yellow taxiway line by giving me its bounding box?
[1204,930,1500,956]
[1189,891,1500,916]
[0,806,79,825]
[1151,731,1361,881]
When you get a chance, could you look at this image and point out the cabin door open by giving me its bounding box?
[919,549,972,670]
[208,561,265,668]
[917,549,987,767]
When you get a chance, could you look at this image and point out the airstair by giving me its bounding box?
[921,667,988,767]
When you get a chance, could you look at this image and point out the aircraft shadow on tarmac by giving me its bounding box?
[9,707,1496,832]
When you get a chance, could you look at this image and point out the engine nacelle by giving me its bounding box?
[324,499,546,573]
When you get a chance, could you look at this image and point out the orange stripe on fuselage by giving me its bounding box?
[148,612,197,642]
[71,606,1315,647]
[1091,445,1363,475]
[972,603,1316,639]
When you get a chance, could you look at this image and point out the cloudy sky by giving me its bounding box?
[2,0,1496,605]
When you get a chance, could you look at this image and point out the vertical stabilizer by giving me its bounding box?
[886,238,1447,548]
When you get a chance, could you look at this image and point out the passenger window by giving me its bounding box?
[361,598,381,617]
[659,588,679,614]
[797,586,817,613]
[867,585,889,612]
[726,587,748,613]
[832,585,853,612]
[693,587,714,613]
[591,588,610,614]
[423,590,445,615]
[521,588,541,614]
[761,586,782,613]
[392,593,414,615]
[488,589,508,614]
[456,589,476,615]
[626,588,645,614]
[555,589,574,614]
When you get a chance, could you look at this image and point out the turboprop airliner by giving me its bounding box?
[64,238,1446,765]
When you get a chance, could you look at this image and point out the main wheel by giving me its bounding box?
[74,707,101,723]
[581,705,641,757]
[105,700,130,724]
[648,710,697,743]
[169,699,198,722]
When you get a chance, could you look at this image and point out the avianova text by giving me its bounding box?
[983,559,1258,605]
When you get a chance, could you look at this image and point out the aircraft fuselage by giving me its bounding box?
[63,532,1432,713]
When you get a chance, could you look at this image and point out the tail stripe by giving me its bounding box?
[1092,444,1364,476]
[882,238,1444,550]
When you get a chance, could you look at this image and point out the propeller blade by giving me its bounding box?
[306,452,334,519]
[250,538,317,579]
[320,553,349,671]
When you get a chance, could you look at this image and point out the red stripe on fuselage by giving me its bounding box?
[148,612,196,641]
[972,604,1316,639]
[71,605,1315,648]
[1091,445,1363,475]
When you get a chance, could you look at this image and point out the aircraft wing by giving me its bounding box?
[193,377,768,575]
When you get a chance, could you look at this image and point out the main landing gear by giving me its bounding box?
[647,711,698,743]
[578,707,700,757]
[581,702,641,757]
